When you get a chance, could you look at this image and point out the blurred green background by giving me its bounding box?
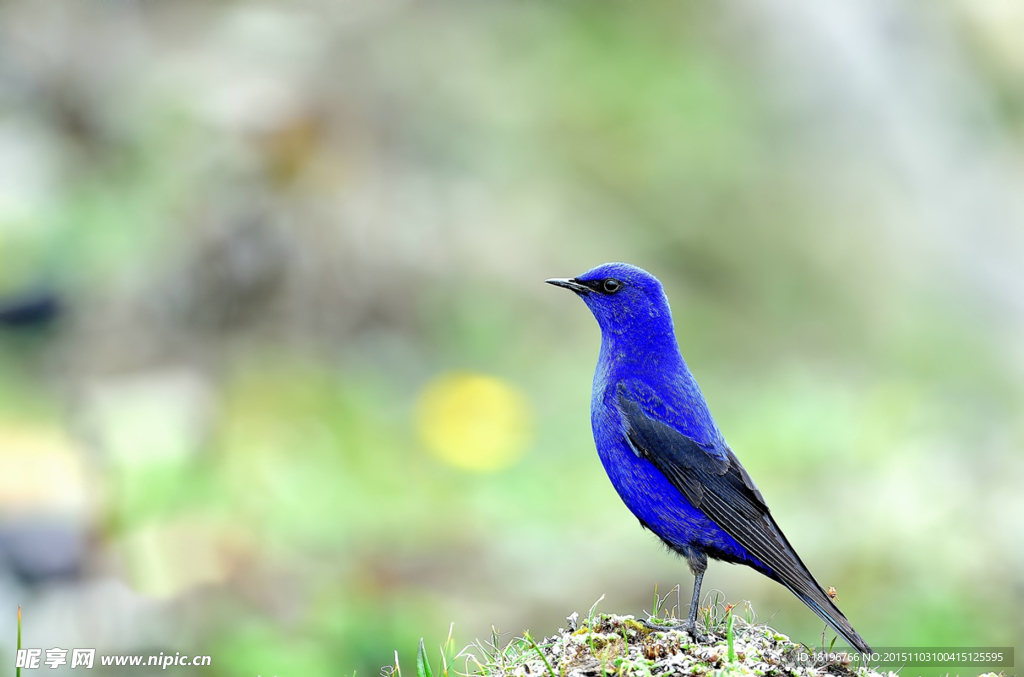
[0,1,1022,675]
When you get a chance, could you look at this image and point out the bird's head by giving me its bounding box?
[546,262,674,340]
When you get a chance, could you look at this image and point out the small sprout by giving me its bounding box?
[588,595,606,628]
[17,606,22,675]
[726,610,736,664]
[416,639,434,677]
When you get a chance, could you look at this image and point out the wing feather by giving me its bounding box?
[616,385,871,653]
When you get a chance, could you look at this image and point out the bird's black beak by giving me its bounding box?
[545,277,590,294]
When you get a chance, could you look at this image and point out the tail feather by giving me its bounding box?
[777,578,872,653]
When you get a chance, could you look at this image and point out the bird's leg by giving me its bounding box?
[676,549,708,641]
[684,570,704,630]
[641,550,708,642]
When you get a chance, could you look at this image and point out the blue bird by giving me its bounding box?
[547,262,870,652]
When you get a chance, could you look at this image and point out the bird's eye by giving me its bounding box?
[602,278,622,293]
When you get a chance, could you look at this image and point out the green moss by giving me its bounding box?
[461,610,896,677]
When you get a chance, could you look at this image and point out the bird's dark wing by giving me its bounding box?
[616,384,871,653]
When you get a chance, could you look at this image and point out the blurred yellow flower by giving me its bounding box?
[416,372,532,472]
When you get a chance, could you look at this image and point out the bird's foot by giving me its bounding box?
[639,618,707,643]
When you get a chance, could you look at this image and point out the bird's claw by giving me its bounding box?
[640,618,707,643]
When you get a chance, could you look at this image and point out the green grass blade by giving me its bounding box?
[587,594,605,629]
[524,632,557,677]
[726,610,735,664]
[417,638,434,677]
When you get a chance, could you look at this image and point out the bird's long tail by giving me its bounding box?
[774,574,872,653]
